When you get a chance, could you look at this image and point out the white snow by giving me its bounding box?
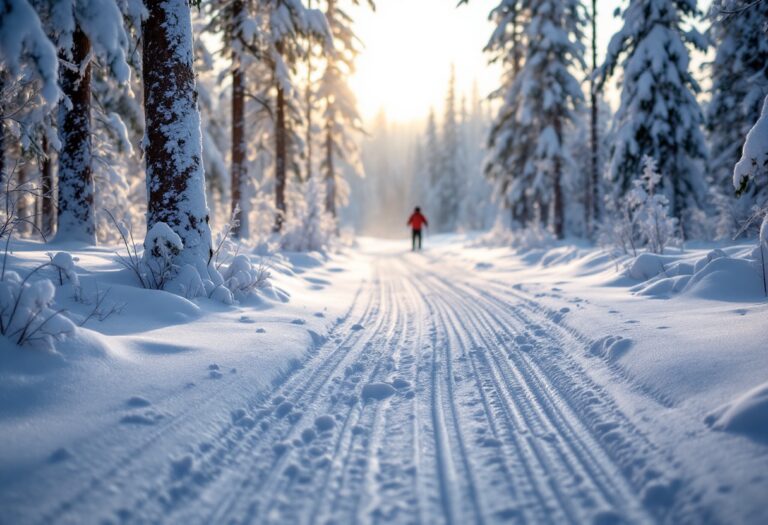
[1,235,766,523]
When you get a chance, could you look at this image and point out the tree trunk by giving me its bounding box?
[274,80,288,232]
[305,0,314,183]
[56,24,95,244]
[142,0,213,276]
[17,152,28,235]
[41,134,55,238]
[588,0,599,237]
[553,117,565,239]
[230,36,246,238]
[324,121,336,217]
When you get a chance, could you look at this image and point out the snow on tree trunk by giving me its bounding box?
[56,24,95,244]
[142,0,213,281]
[274,80,287,233]
[231,53,246,238]
[41,134,54,238]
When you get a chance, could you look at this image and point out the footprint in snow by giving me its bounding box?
[121,410,165,426]
[315,415,336,432]
[256,328,266,333]
[170,455,194,480]
[239,315,256,324]
[48,448,72,464]
[361,383,396,401]
[314,312,325,318]
[126,396,151,408]
[350,323,364,331]
[291,318,306,325]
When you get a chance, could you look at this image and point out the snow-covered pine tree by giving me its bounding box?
[55,24,95,243]
[484,0,528,227]
[142,0,214,286]
[0,0,60,107]
[434,65,463,232]
[597,0,708,232]
[260,0,329,232]
[424,108,441,220]
[486,0,586,238]
[707,0,768,236]
[37,0,131,243]
[318,0,372,220]
[204,0,260,238]
[733,95,768,214]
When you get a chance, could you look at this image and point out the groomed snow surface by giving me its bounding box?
[1,235,767,524]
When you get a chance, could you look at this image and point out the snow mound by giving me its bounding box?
[589,335,633,362]
[627,248,766,302]
[706,382,768,441]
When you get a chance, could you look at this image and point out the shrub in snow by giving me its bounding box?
[47,252,80,287]
[221,255,271,301]
[599,156,678,256]
[0,270,75,351]
[628,157,678,255]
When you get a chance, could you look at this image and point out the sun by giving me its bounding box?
[348,0,500,124]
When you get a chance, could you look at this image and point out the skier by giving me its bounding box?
[407,207,429,251]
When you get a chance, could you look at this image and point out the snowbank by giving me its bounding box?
[706,381,768,442]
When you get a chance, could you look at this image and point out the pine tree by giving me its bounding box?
[258,0,329,232]
[424,108,441,219]
[318,0,372,220]
[484,0,527,226]
[56,24,95,243]
[587,0,599,235]
[598,0,708,230]
[435,65,462,232]
[707,0,768,235]
[142,0,214,282]
[486,0,586,238]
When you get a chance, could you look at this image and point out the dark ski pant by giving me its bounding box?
[412,229,423,251]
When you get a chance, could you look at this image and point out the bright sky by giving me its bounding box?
[349,0,624,125]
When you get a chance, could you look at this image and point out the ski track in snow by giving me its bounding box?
[6,250,703,525]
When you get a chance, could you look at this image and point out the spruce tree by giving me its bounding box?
[598,0,708,230]
[707,0,768,234]
[318,0,372,219]
[486,0,586,238]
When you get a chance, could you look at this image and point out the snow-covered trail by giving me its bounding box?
[6,242,693,525]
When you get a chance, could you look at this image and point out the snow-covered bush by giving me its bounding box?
[48,252,79,287]
[599,156,678,256]
[629,157,679,255]
[0,270,75,351]
[221,255,271,301]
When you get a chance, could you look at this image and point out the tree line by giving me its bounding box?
[0,0,373,292]
[461,0,768,241]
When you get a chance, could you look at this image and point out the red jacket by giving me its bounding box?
[407,212,428,231]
